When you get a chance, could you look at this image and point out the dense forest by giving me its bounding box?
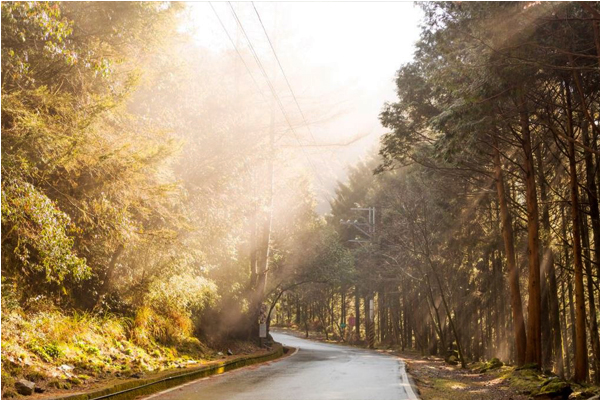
[274,0,600,386]
[2,0,600,396]
[1,1,343,392]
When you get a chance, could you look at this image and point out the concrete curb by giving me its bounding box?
[45,344,284,400]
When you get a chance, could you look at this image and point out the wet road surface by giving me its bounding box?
[143,332,419,400]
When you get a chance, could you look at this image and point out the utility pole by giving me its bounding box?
[341,207,376,349]
[257,91,275,347]
[340,207,375,242]
[257,5,278,346]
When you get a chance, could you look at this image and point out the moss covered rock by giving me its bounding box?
[516,362,539,371]
[446,355,458,365]
[445,350,459,365]
[479,357,503,373]
[501,366,544,394]
[533,378,572,400]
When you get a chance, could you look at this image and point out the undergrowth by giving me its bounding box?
[1,302,213,398]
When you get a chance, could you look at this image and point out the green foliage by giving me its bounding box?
[47,379,72,390]
[76,342,100,356]
[302,228,355,286]
[27,341,64,362]
[1,304,211,394]
[1,2,192,308]
[1,180,89,284]
[1,2,75,87]
[478,357,503,373]
[1,1,284,348]
[147,274,218,316]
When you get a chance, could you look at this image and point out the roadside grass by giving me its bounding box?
[399,353,527,400]
[1,305,214,398]
[398,355,600,400]
[498,365,599,399]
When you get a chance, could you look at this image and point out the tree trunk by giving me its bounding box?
[340,288,346,338]
[250,198,258,288]
[98,244,124,301]
[546,250,564,375]
[425,274,447,353]
[561,276,572,378]
[493,134,527,365]
[365,294,375,348]
[430,266,466,368]
[391,290,401,346]
[402,288,408,350]
[568,277,577,376]
[518,94,542,367]
[582,208,600,383]
[250,113,275,341]
[582,121,600,384]
[535,142,564,375]
[565,80,589,383]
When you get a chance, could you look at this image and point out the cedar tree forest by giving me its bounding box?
[2,0,600,392]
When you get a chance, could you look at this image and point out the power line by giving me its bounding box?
[252,2,318,145]
[211,3,310,172]
[209,2,269,105]
[251,2,339,204]
[227,2,296,136]
[227,2,328,191]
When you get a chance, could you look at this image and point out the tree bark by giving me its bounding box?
[535,142,564,375]
[561,275,572,378]
[425,274,447,353]
[582,122,600,384]
[493,133,527,365]
[429,266,467,368]
[582,208,600,383]
[99,244,124,298]
[565,80,589,383]
[518,94,542,367]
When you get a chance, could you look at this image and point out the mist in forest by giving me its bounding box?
[169,2,422,213]
[1,0,422,351]
[3,2,600,395]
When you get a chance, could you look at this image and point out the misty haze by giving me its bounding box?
[2,2,600,400]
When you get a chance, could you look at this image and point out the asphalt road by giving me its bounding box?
[144,332,419,400]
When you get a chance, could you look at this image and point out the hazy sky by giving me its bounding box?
[182,2,423,212]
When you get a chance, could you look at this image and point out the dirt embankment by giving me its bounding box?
[1,308,263,399]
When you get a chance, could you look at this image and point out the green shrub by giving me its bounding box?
[67,377,82,385]
[48,379,71,390]
[27,341,64,362]
[76,342,100,355]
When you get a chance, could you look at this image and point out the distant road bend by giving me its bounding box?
[143,332,419,400]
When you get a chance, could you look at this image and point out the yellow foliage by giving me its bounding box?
[1,304,208,390]
[131,306,193,346]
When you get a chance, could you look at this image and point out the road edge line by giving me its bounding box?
[399,359,420,400]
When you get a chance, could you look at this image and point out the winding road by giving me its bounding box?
[143,331,419,400]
